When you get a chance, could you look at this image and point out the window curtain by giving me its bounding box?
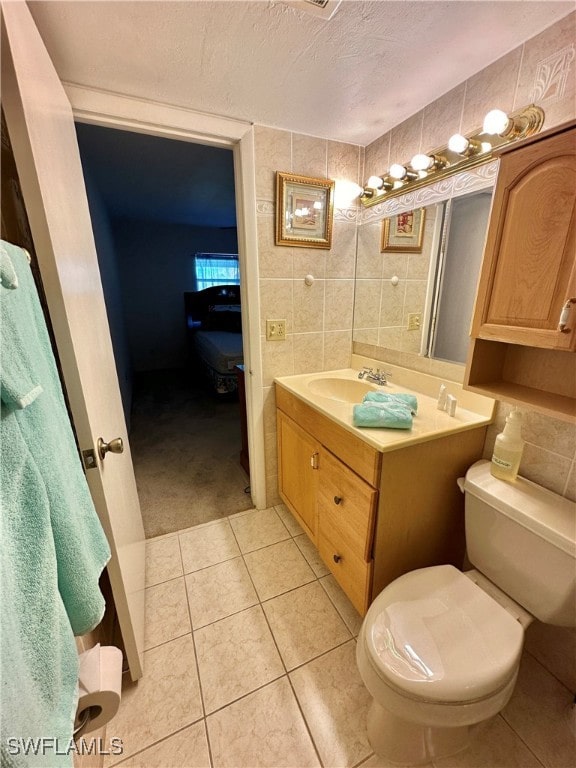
[193,253,239,290]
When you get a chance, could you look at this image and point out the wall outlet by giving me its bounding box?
[266,319,286,340]
[407,313,421,331]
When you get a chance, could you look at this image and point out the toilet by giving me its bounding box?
[356,460,576,766]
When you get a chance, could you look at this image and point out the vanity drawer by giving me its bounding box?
[318,448,377,562]
[318,522,372,615]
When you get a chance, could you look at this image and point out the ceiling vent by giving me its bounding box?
[281,0,343,20]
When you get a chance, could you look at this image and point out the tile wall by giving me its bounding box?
[254,128,363,504]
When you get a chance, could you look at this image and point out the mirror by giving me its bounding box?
[353,188,493,367]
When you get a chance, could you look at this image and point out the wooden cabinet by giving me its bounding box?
[465,120,576,422]
[277,411,319,539]
[276,385,487,615]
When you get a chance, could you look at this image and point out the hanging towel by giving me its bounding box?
[353,402,413,429]
[0,248,18,289]
[0,240,111,636]
[0,240,111,765]
[1,404,79,768]
[363,390,419,414]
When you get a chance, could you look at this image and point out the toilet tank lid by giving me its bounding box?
[464,461,576,557]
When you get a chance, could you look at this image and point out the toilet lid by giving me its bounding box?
[364,565,524,703]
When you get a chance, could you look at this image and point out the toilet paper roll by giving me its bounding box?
[75,644,123,735]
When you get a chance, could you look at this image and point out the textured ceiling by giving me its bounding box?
[29,0,574,146]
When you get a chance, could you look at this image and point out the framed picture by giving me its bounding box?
[381,208,426,252]
[275,172,335,249]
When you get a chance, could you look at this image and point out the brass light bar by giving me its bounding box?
[360,105,544,208]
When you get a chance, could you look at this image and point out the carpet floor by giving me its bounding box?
[129,369,253,539]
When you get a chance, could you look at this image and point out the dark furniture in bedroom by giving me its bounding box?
[184,284,244,395]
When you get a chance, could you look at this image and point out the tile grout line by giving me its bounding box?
[177,529,215,768]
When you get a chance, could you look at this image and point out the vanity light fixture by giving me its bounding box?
[367,175,385,189]
[447,133,483,157]
[362,175,393,199]
[360,104,545,207]
[483,109,513,136]
[410,153,447,173]
[388,163,418,181]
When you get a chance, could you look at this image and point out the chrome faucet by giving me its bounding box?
[358,367,392,385]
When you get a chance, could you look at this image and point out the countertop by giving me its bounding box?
[275,363,495,454]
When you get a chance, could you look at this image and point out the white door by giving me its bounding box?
[1,1,145,679]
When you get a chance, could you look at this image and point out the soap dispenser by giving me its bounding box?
[490,408,525,481]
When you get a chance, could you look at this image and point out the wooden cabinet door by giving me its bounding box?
[277,411,319,540]
[472,126,576,351]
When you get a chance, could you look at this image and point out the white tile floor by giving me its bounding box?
[105,505,575,768]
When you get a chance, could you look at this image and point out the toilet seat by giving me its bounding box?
[363,565,524,704]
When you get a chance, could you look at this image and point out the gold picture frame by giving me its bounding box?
[381,208,426,253]
[275,172,335,249]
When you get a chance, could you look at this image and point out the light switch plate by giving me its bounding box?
[407,313,421,331]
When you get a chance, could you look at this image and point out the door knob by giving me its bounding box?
[97,437,124,460]
[333,553,342,563]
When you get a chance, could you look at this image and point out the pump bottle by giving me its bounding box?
[490,408,525,481]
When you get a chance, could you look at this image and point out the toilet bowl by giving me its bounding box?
[356,460,576,765]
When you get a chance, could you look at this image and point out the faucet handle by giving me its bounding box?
[358,366,373,379]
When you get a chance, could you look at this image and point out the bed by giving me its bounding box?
[184,285,243,394]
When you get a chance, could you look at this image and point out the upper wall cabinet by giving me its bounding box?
[465,120,576,422]
[472,122,576,350]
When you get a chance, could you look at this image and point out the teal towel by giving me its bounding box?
[353,402,413,429]
[1,241,111,765]
[0,241,110,634]
[1,404,78,767]
[363,391,418,413]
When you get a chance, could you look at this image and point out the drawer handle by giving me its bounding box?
[333,496,342,505]
[310,452,319,470]
[333,553,342,563]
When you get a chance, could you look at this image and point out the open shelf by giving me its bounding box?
[464,338,576,423]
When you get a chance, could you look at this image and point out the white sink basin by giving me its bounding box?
[306,377,382,403]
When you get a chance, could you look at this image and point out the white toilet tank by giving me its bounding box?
[464,461,576,627]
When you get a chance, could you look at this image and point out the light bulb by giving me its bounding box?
[410,153,434,172]
[483,109,511,136]
[389,163,408,180]
[366,175,384,189]
[448,133,470,155]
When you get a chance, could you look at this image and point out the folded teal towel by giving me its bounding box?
[353,402,413,429]
[363,391,418,413]
[1,241,111,765]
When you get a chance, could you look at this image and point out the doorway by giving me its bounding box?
[76,123,254,538]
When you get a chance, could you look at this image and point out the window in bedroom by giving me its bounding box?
[193,253,240,290]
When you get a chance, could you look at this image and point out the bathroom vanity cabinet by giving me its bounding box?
[276,385,487,615]
[465,120,576,421]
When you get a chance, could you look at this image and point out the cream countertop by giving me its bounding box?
[275,361,495,454]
